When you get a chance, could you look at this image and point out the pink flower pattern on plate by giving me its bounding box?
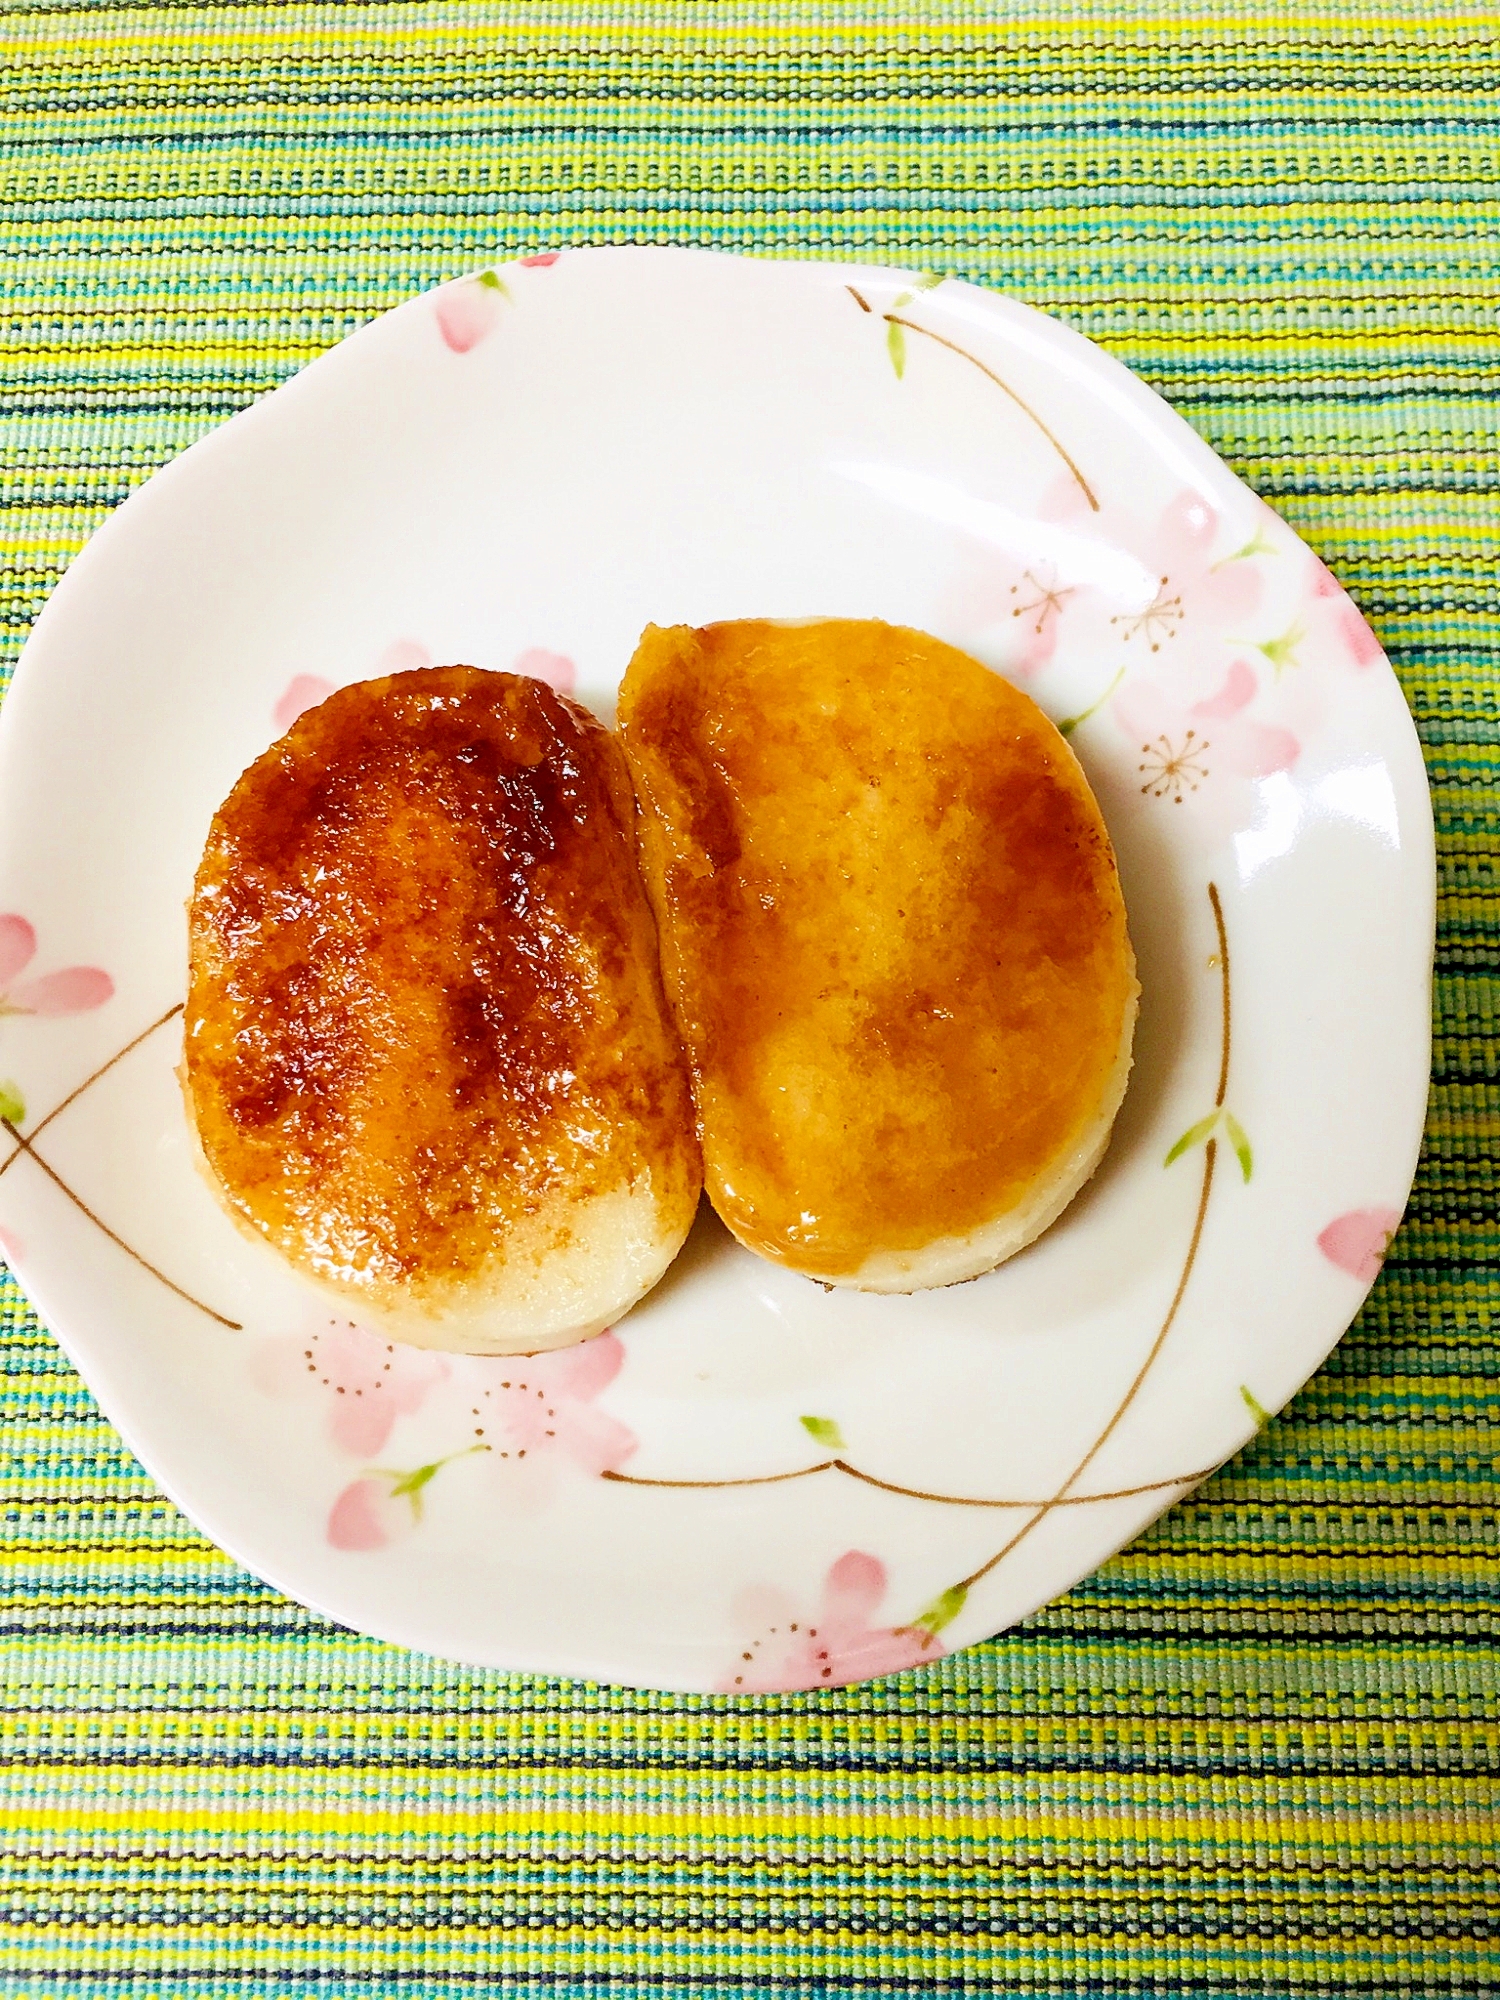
[1101,495,1305,806]
[272,674,336,732]
[1308,554,1387,669]
[942,481,1266,678]
[328,1474,410,1552]
[0,916,113,1019]
[941,481,1337,828]
[374,638,433,677]
[1318,1207,1403,1285]
[721,1550,942,1693]
[1114,653,1301,805]
[252,1319,451,1457]
[1112,489,1267,649]
[465,1331,635,1476]
[435,272,508,353]
[327,1446,483,1553]
[997,562,1071,678]
[319,1332,634,1554]
[273,643,578,728]
[513,647,577,695]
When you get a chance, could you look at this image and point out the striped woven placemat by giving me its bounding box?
[1,6,1495,1993]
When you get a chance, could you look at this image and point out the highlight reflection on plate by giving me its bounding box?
[0,249,1431,1692]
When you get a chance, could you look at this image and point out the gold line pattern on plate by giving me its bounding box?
[602,882,1236,1647]
[846,282,1101,511]
[0,884,1236,1647]
[946,880,1232,1601]
[0,1003,242,1330]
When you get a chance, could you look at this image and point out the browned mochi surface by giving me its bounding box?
[618,619,1137,1291]
[185,666,701,1352]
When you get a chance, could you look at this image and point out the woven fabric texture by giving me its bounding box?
[1,5,1496,1994]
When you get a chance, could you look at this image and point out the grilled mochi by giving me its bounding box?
[618,618,1137,1292]
[185,665,701,1352]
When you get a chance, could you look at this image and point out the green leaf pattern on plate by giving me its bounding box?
[1165,1108,1253,1182]
[1223,1112,1253,1182]
[1164,1112,1221,1167]
[372,1445,486,1523]
[1240,1384,1273,1430]
[799,1415,846,1453]
[914,1583,968,1635]
[1258,621,1306,676]
[889,271,945,311]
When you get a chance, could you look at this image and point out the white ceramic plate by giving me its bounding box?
[0,249,1431,1692]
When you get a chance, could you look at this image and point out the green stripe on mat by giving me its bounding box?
[0,4,1496,1994]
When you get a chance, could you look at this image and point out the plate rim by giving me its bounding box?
[0,244,1435,1691]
